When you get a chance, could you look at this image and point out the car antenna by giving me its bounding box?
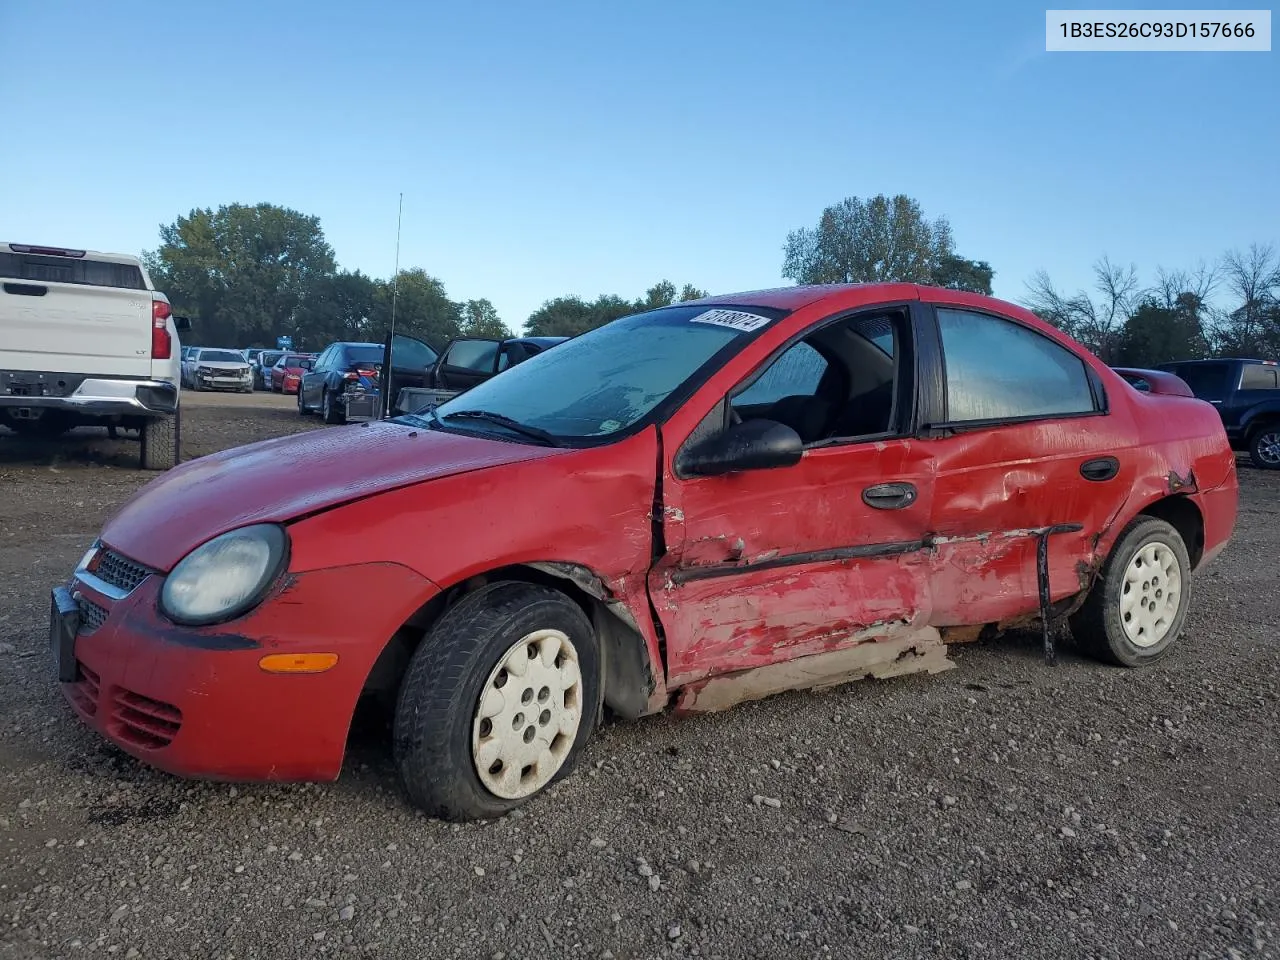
[381,192,404,420]
[390,192,403,343]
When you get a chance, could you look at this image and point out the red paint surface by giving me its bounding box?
[68,283,1239,782]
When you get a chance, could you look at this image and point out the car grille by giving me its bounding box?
[69,663,101,717]
[78,596,108,635]
[93,549,151,594]
[110,689,183,750]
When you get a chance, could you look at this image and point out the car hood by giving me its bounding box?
[101,422,567,570]
[197,362,248,370]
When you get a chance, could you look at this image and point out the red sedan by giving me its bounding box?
[270,353,316,394]
[50,284,1237,820]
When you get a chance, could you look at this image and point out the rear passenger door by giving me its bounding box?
[914,294,1137,627]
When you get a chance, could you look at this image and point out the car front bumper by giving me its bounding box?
[55,554,438,782]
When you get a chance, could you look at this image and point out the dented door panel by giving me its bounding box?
[652,439,936,686]
[919,412,1141,626]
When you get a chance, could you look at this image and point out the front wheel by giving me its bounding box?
[1070,516,1191,667]
[393,582,601,821]
[297,388,309,416]
[1249,424,1280,470]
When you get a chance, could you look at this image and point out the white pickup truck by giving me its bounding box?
[0,242,188,469]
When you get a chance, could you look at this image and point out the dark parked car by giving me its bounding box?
[297,342,385,423]
[1157,359,1280,469]
[384,334,568,415]
[252,350,284,390]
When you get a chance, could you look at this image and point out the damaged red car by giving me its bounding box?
[51,284,1237,820]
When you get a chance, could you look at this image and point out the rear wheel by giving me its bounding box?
[393,582,601,821]
[139,411,180,471]
[322,388,345,424]
[1249,424,1280,470]
[1070,516,1191,667]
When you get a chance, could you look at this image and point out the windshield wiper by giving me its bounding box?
[440,410,563,447]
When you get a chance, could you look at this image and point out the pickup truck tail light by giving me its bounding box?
[151,300,173,359]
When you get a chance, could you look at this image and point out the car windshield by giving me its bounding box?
[200,350,245,363]
[419,304,782,441]
[281,355,308,366]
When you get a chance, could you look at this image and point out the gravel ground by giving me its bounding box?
[1,395,1277,960]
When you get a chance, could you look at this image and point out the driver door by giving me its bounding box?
[434,338,502,392]
[650,305,938,687]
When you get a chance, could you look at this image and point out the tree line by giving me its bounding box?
[145,198,1277,364]
[145,203,705,351]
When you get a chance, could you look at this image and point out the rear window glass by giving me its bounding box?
[1165,362,1233,400]
[199,350,245,363]
[1241,364,1279,390]
[0,252,145,290]
[345,347,383,366]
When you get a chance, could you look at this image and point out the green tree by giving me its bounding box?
[783,194,984,288]
[632,280,709,311]
[373,269,463,350]
[1114,298,1209,367]
[525,294,636,337]
[145,203,336,347]
[933,255,994,295]
[461,299,511,339]
[296,269,377,349]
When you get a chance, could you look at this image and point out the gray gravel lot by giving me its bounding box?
[1,394,1278,960]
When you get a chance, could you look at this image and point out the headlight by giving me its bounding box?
[160,525,288,625]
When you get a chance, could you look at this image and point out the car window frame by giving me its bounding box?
[917,303,1109,435]
[711,300,924,452]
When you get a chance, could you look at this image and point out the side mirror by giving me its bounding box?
[675,418,804,478]
[173,315,192,332]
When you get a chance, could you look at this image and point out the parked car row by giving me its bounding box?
[295,334,570,424]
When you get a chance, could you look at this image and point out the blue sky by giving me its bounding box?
[1,1,1276,329]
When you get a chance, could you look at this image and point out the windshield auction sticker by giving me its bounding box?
[689,309,773,333]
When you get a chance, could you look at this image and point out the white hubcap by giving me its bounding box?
[472,629,583,799]
[1120,541,1183,647]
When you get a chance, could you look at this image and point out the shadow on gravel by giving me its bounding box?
[0,427,146,470]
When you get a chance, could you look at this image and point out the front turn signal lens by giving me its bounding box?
[258,653,339,674]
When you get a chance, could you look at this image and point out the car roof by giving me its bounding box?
[333,342,381,349]
[512,336,569,347]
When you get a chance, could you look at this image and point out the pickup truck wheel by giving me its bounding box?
[1070,516,1190,668]
[392,582,601,821]
[1249,425,1280,470]
[139,412,180,471]
[322,389,345,424]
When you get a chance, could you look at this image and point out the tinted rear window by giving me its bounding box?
[1165,362,1233,400]
[0,252,145,290]
[345,347,383,366]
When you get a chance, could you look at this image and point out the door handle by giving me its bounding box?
[3,282,47,297]
[1080,456,1120,482]
[862,481,918,510]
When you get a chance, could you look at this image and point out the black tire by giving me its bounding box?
[392,581,601,821]
[1249,423,1280,470]
[321,388,345,424]
[1070,516,1191,667]
[5,412,70,438]
[139,410,180,471]
[297,388,310,416]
